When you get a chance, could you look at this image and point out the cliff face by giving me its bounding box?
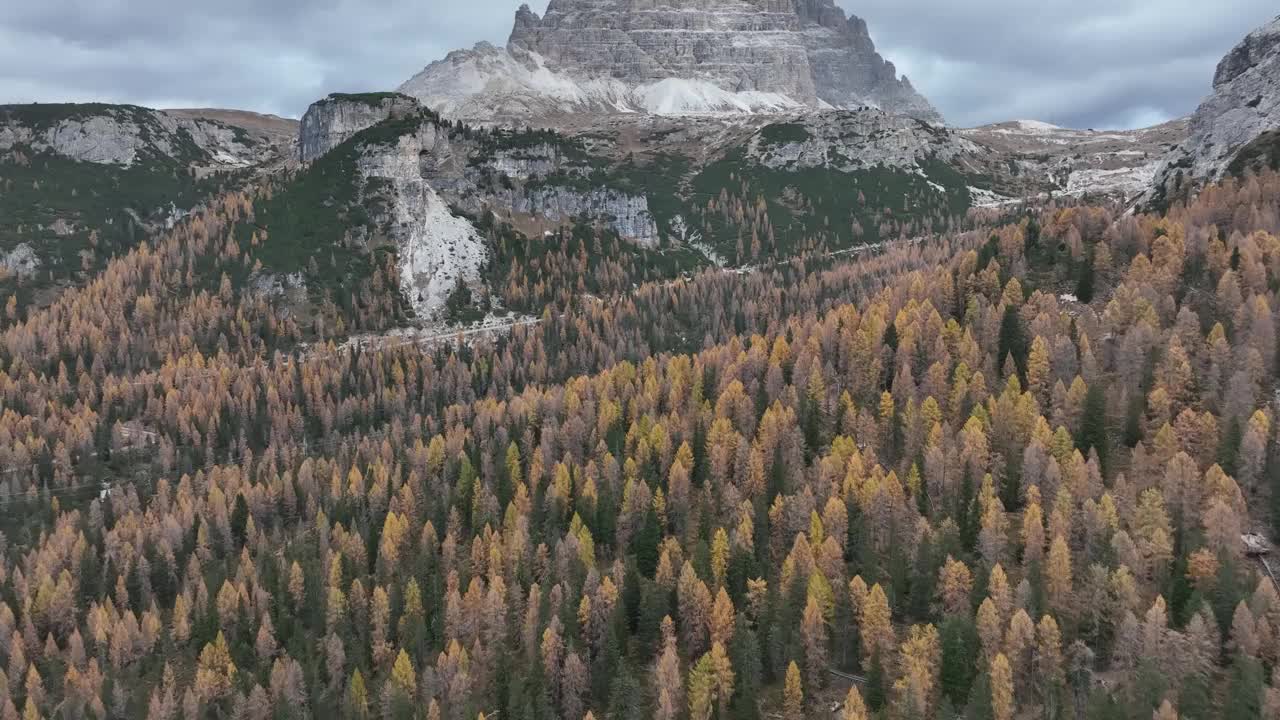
[297,93,421,162]
[502,187,660,247]
[1146,16,1280,204]
[399,0,941,124]
[352,123,490,319]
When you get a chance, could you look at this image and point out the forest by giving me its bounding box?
[0,165,1279,720]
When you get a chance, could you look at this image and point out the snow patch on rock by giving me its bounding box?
[401,45,815,120]
[636,78,803,115]
[1012,119,1063,133]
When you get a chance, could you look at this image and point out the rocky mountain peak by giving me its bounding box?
[1214,15,1280,88]
[1145,14,1280,206]
[297,92,421,163]
[399,0,941,124]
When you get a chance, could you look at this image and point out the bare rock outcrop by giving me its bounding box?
[0,103,295,170]
[297,93,421,163]
[1146,15,1280,204]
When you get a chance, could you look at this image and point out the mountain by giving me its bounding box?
[1146,15,1280,205]
[273,97,975,319]
[298,92,422,162]
[284,91,1192,319]
[962,118,1188,203]
[0,103,295,295]
[399,0,941,123]
[0,103,295,172]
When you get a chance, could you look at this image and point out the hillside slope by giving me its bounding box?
[0,103,296,310]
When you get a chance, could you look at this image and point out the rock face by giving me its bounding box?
[744,110,983,173]
[506,187,659,247]
[0,103,296,171]
[399,0,941,123]
[0,243,39,278]
[303,111,661,249]
[1147,15,1280,203]
[298,112,655,317]
[0,102,298,294]
[297,93,421,163]
[165,108,300,172]
[353,123,490,319]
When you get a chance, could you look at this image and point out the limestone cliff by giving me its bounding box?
[297,93,421,163]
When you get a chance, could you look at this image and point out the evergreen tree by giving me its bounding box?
[230,494,249,549]
[1178,673,1212,720]
[1123,391,1144,448]
[940,615,979,707]
[963,671,993,720]
[865,651,887,711]
[1078,382,1110,476]
[1224,656,1264,720]
[728,616,762,720]
[997,305,1028,379]
[607,663,648,720]
[1220,416,1243,479]
[635,507,662,578]
[1075,255,1096,303]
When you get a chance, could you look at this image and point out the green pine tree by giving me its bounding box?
[1223,656,1264,720]
[1075,255,1096,303]
[997,305,1028,379]
[1078,382,1110,477]
[940,615,979,706]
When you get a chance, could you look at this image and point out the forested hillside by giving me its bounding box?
[0,168,1279,720]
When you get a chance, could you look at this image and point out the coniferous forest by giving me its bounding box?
[2,168,1280,720]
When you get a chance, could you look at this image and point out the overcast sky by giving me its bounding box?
[0,0,1275,129]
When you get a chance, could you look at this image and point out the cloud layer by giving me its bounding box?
[855,0,1277,128]
[0,0,1274,129]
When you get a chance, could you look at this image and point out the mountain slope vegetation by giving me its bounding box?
[1,164,1280,719]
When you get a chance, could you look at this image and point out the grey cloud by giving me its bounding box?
[0,0,1273,129]
[0,0,520,116]
[847,0,1277,127]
